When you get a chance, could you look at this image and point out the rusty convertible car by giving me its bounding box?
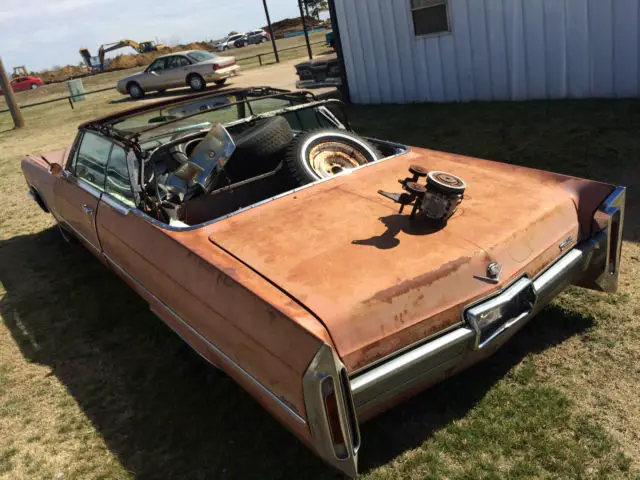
[22,87,626,477]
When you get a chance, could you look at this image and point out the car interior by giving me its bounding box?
[101,90,404,228]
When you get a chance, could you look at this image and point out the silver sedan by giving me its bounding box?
[116,50,240,99]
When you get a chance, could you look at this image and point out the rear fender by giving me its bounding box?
[575,186,626,293]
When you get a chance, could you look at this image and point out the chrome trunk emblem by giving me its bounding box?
[474,262,503,284]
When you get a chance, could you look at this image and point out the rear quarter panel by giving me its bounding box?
[96,205,333,443]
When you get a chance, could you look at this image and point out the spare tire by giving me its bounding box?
[285,129,382,185]
[233,116,294,159]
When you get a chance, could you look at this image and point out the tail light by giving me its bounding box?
[321,377,347,458]
[212,64,220,72]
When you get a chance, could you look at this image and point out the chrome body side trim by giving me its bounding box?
[102,194,131,216]
[77,178,102,199]
[104,253,306,425]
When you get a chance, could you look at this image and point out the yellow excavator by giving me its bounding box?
[79,40,169,72]
[12,66,29,78]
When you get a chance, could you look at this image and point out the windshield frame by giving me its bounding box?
[103,88,319,141]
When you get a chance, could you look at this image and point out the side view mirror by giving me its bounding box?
[49,163,63,176]
[150,70,159,76]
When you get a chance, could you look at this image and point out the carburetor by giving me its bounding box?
[378,165,466,222]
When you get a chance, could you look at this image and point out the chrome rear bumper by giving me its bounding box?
[350,186,626,419]
[350,233,603,418]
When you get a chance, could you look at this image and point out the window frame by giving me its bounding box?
[104,143,137,207]
[66,129,138,207]
[166,55,192,70]
[146,57,167,73]
[66,130,85,173]
[175,55,193,67]
[409,0,452,39]
[69,130,114,191]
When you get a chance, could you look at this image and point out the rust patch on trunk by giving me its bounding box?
[365,256,473,304]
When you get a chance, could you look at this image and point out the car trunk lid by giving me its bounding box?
[206,56,236,68]
[207,147,581,371]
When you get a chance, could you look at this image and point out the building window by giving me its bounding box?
[411,0,450,37]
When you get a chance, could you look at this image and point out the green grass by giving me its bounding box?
[1,97,639,479]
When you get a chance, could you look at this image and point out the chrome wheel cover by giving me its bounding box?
[307,141,369,178]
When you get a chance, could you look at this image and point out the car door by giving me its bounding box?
[11,78,26,92]
[95,145,219,342]
[141,57,168,90]
[164,55,192,88]
[53,131,112,255]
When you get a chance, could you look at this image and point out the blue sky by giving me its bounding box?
[1,0,307,71]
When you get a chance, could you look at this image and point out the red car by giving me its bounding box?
[0,75,43,94]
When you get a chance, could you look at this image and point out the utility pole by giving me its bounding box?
[262,0,280,63]
[0,57,25,129]
[298,0,313,60]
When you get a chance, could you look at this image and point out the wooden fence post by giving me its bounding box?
[0,57,26,128]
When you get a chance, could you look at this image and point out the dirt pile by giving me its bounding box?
[39,65,88,84]
[174,42,213,52]
[107,52,158,70]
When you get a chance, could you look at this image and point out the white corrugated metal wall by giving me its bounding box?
[334,0,640,103]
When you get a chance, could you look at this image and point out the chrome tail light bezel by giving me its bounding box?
[591,186,626,292]
[303,344,360,477]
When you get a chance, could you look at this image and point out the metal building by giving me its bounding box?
[332,0,640,103]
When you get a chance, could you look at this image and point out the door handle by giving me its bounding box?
[81,204,94,216]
